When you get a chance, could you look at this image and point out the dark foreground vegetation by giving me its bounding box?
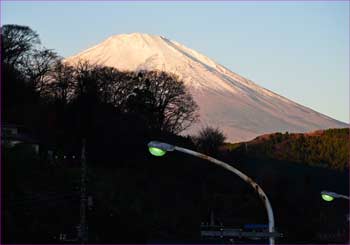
[1,25,349,244]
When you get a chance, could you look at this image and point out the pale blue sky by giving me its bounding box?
[1,1,349,123]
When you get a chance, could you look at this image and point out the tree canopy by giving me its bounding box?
[194,126,226,156]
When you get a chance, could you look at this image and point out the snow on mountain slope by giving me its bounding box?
[66,33,348,142]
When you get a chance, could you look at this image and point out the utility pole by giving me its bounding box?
[79,138,88,244]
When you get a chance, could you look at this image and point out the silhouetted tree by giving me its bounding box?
[194,126,226,156]
[126,70,199,134]
[1,24,40,68]
[42,61,75,104]
[23,48,58,93]
[1,24,58,124]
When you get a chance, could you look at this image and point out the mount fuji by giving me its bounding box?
[65,33,347,142]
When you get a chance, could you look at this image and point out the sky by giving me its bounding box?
[1,1,349,123]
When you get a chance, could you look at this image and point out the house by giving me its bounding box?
[1,123,40,154]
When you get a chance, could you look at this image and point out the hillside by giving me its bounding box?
[224,128,349,171]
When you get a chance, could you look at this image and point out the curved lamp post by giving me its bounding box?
[148,141,276,245]
[321,190,350,202]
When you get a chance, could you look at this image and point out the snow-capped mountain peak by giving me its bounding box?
[66,33,347,142]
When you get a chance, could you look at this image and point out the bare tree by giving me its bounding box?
[1,24,59,94]
[42,61,76,104]
[24,48,59,92]
[194,126,226,156]
[127,70,199,134]
[42,59,199,135]
[1,24,59,117]
[1,24,40,68]
[70,61,131,107]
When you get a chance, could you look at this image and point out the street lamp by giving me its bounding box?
[148,141,174,156]
[321,190,350,202]
[148,141,276,245]
[320,190,350,244]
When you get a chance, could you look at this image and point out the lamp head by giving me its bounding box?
[321,191,339,202]
[148,141,175,157]
[321,193,334,202]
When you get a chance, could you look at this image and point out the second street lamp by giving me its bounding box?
[320,190,350,244]
[148,140,277,245]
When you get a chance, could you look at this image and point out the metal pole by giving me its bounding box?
[79,139,88,244]
[174,146,275,245]
[337,195,350,200]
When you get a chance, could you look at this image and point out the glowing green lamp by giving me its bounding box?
[321,193,334,202]
[148,147,167,157]
[148,141,175,157]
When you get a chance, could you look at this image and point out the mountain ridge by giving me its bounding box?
[65,33,347,142]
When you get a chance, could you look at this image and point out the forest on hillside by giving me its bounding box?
[226,128,349,171]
